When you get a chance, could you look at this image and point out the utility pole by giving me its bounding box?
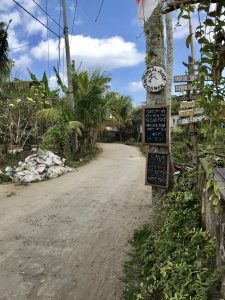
[62,0,77,153]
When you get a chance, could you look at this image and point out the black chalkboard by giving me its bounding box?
[143,106,169,145]
[146,152,169,188]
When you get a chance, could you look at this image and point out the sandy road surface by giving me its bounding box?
[0,143,152,300]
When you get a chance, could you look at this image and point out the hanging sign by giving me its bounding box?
[146,152,169,188]
[142,105,169,146]
[142,66,167,93]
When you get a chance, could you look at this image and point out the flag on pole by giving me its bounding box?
[136,0,159,21]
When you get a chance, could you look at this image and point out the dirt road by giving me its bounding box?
[0,143,152,300]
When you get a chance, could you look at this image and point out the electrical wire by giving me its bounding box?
[95,0,105,23]
[70,0,78,45]
[11,0,60,38]
[9,39,48,51]
[46,0,50,77]
[57,0,62,73]
[32,0,64,31]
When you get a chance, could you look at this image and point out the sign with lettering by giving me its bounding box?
[179,107,204,117]
[178,115,207,125]
[146,152,169,188]
[175,94,197,101]
[175,84,193,92]
[180,101,196,109]
[142,105,169,146]
[174,75,212,83]
[142,66,167,93]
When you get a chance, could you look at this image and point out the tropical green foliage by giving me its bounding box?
[123,172,222,300]
[0,21,11,80]
[106,92,133,142]
[41,115,69,156]
[71,68,111,145]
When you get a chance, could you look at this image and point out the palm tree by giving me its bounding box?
[71,68,111,146]
[106,93,133,143]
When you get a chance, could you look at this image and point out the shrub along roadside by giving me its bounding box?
[123,172,223,300]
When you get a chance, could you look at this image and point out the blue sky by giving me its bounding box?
[1,0,196,106]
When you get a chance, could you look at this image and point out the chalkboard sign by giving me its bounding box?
[142,105,169,146]
[146,152,169,188]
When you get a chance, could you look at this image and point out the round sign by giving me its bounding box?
[142,66,167,93]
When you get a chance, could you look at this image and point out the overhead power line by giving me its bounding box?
[95,0,105,23]
[9,36,64,51]
[32,0,64,31]
[9,39,48,51]
[11,0,60,38]
[70,0,78,46]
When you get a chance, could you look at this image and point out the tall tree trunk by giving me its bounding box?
[165,4,175,181]
[145,4,167,202]
[165,7,173,105]
[146,5,166,104]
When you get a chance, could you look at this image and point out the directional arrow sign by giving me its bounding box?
[180,101,196,109]
[174,75,212,83]
[175,84,193,92]
[179,108,204,117]
[178,115,207,125]
[175,94,197,101]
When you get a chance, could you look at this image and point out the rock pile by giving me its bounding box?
[13,150,73,184]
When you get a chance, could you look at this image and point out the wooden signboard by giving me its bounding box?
[178,115,207,125]
[180,101,196,109]
[142,105,169,146]
[174,75,211,83]
[179,107,204,117]
[146,152,169,188]
[175,84,193,92]
[175,94,197,101]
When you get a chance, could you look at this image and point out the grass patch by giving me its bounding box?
[66,144,102,168]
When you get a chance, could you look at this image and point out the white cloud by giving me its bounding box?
[31,35,145,71]
[0,0,15,12]
[25,16,47,38]
[1,11,21,28]
[14,55,32,69]
[173,11,199,40]
[8,29,27,52]
[128,81,145,92]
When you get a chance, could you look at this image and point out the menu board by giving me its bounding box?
[146,152,169,188]
[143,106,169,145]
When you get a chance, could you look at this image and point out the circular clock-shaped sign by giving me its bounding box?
[142,66,167,93]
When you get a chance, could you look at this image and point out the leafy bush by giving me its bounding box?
[171,128,192,164]
[125,137,136,145]
[123,173,222,300]
[41,116,69,156]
